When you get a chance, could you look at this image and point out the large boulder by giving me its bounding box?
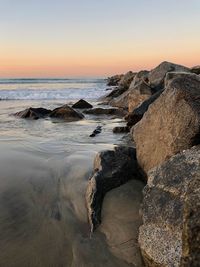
[83,107,126,117]
[125,90,164,128]
[86,146,143,232]
[148,61,190,90]
[128,80,153,112]
[133,72,200,173]
[129,70,149,90]
[107,74,124,86]
[118,71,136,90]
[139,146,200,267]
[72,99,93,109]
[50,104,84,121]
[14,107,52,120]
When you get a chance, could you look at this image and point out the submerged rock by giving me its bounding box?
[148,61,190,89]
[83,107,126,117]
[89,126,102,137]
[72,99,93,109]
[86,146,143,232]
[50,104,84,121]
[139,146,200,267]
[133,72,200,173]
[14,107,52,120]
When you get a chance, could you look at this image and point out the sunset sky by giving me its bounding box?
[0,0,200,78]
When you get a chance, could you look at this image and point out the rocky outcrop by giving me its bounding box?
[86,146,143,232]
[148,61,190,90]
[191,65,200,75]
[139,146,200,267]
[129,70,149,90]
[133,72,200,173]
[125,90,164,128]
[72,99,93,109]
[50,104,84,121]
[107,74,124,86]
[83,107,126,117]
[14,107,52,120]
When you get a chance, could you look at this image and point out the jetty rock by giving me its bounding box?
[83,107,126,117]
[14,107,52,120]
[107,74,124,86]
[86,146,143,232]
[133,72,200,174]
[139,146,200,267]
[50,104,84,121]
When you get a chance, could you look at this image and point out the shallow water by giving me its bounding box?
[0,81,143,267]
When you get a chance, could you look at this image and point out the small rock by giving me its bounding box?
[14,107,52,120]
[112,126,129,133]
[89,126,102,137]
[50,104,84,121]
[84,107,126,117]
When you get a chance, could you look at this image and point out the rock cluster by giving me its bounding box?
[90,61,200,267]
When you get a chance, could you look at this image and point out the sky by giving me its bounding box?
[0,0,200,78]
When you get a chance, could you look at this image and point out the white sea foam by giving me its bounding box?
[0,79,107,100]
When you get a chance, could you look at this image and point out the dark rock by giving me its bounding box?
[191,65,200,75]
[72,99,93,109]
[89,126,102,137]
[14,107,52,120]
[83,107,126,117]
[139,146,200,267]
[133,72,200,173]
[125,90,164,127]
[86,146,143,232]
[101,86,128,101]
[112,126,129,133]
[50,104,84,121]
[107,74,124,86]
[118,71,136,90]
[148,61,190,90]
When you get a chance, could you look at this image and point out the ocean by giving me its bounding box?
[0,79,142,267]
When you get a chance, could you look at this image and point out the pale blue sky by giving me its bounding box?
[0,0,199,77]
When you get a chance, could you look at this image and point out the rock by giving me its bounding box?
[107,74,124,86]
[129,70,149,90]
[128,80,153,112]
[133,72,200,173]
[125,90,164,127]
[14,107,52,120]
[86,146,142,232]
[118,71,136,90]
[112,126,129,133]
[72,99,93,109]
[139,146,200,267]
[191,65,200,75]
[100,86,128,102]
[148,61,190,90]
[83,107,126,117]
[50,104,84,121]
[90,126,102,137]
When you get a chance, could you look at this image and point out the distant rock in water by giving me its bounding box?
[14,107,52,120]
[90,126,102,137]
[139,146,200,267]
[50,104,84,121]
[72,99,93,109]
[133,72,200,173]
[86,146,143,232]
[84,107,126,117]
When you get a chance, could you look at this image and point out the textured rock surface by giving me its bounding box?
[118,71,136,90]
[191,65,200,75]
[128,80,153,112]
[107,74,124,86]
[72,99,93,109]
[84,107,126,117]
[50,104,84,121]
[86,146,143,232]
[139,146,200,267]
[14,107,52,120]
[126,90,163,128]
[133,72,200,173]
[148,61,190,89]
[129,70,149,90]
